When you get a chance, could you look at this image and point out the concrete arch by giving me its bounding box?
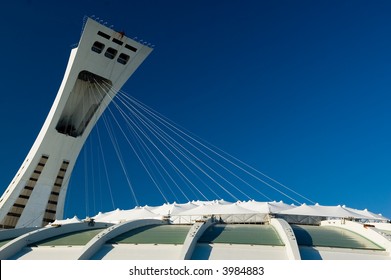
[78,218,165,260]
[0,222,110,259]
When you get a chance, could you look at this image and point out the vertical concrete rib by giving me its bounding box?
[179,218,215,260]
[270,218,301,260]
[78,219,164,260]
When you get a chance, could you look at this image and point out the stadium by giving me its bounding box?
[0,18,390,260]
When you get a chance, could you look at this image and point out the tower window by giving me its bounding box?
[97,31,110,40]
[117,53,130,65]
[105,47,117,59]
[125,44,137,52]
[92,41,105,53]
[112,38,123,45]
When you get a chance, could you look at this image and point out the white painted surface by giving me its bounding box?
[100,244,183,260]
[192,243,288,260]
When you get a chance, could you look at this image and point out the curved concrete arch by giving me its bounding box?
[0,222,110,259]
[179,218,215,260]
[0,227,37,243]
[321,219,391,256]
[270,218,301,260]
[78,218,164,260]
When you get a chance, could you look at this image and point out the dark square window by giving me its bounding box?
[105,47,117,59]
[92,41,105,53]
[117,53,130,65]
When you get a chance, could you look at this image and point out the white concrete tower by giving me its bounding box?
[0,18,153,228]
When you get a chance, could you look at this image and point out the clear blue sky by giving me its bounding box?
[0,0,390,219]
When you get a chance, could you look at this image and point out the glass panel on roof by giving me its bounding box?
[292,225,385,251]
[108,225,191,245]
[31,228,104,246]
[198,224,284,246]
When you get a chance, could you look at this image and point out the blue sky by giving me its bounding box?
[0,0,390,219]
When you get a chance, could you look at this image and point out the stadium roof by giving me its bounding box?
[1,200,390,260]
